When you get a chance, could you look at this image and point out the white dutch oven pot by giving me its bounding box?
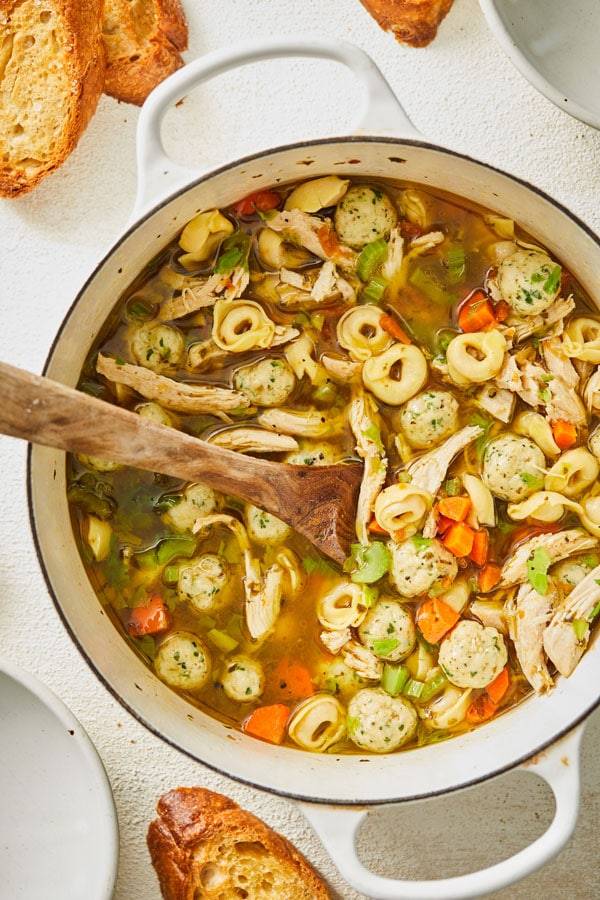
[28,39,599,899]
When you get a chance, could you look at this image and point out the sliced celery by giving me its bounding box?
[207,628,239,653]
[382,663,410,696]
[356,238,388,282]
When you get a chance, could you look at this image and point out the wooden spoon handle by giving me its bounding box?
[0,361,287,508]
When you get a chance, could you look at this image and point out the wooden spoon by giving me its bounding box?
[0,361,362,564]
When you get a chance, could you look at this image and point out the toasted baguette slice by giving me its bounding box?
[147,787,331,900]
[102,0,187,106]
[0,0,105,197]
[360,0,454,47]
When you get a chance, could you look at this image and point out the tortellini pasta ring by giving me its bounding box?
[544,447,600,498]
[257,228,312,270]
[212,299,275,352]
[580,497,600,538]
[317,581,370,630]
[507,491,582,524]
[374,483,432,537]
[178,209,234,267]
[362,343,428,406]
[513,410,560,458]
[446,330,507,386]
[287,693,346,751]
[564,317,600,364]
[337,306,393,362]
[419,685,472,730]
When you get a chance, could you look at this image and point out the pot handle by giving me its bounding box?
[134,37,418,216]
[300,725,584,900]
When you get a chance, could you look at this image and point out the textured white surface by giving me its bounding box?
[1,1,600,897]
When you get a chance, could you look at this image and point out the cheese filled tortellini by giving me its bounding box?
[363,343,428,406]
[446,330,507,385]
[287,693,346,751]
[337,305,392,361]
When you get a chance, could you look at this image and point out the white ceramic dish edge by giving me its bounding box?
[479,0,600,131]
[0,656,119,900]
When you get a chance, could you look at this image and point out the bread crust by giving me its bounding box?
[103,0,188,106]
[147,787,330,900]
[360,0,454,47]
[0,0,105,197]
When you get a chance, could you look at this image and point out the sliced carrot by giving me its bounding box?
[317,223,342,257]
[486,667,509,705]
[457,289,497,333]
[270,659,314,701]
[469,529,489,567]
[443,521,475,558]
[478,563,502,593]
[507,523,560,554]
[380,314,411,344]
[233,190,280,217]
[368,516,389,536]
[416,597,460,644]
[242,704,290,745]
[435,513,454,537]
[438,496,472,522]
[551,419,577,450]
[466,694,498,724]
[127,594,171,637]
[494,300,511,323]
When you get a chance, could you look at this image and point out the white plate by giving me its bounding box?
[0,658,119,900]
[480,0,600,130]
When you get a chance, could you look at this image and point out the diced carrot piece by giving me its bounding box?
[494,300,511,322]
[416,597,460,644]
[551,419,577,450]
[392,527,407,543]
[486,667,509,705]
[368,516,389,536]
[469,529,489,567]
[317,223,342,257]
[466,694,498,724]
[507,523,560,554]
[380,314,411,344]
[443,522,475,558]
[270,659,314,701]
[436,513,454,537]
[457,289,497,333]
[478,563,502,593]
[127,595,171,637]
[243,704,290,745]
[233,190,280,216]
[438,496,472,522]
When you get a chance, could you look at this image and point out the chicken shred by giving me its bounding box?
[499,529,598,588]
[407,425,482,496]
[508,582,554,692]
[543,564,600,677]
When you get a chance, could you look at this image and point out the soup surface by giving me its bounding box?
[68,175,600,755]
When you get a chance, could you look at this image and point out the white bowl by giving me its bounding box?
[480,0,600,129]
[0,659,119,900]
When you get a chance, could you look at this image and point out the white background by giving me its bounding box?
[1,1,600,897]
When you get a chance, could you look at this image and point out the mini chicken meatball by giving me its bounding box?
[552,556,597,592]
[496,249,561,317]
[347,688,417,752]
[233,358,296,407]
[244,504,291,545]
[398,390,459,449]
[389,537,458,598]
[334,185,398,249]
[220,656,264,702]
[164,483,221,533]
[135,401,176,427]
[317,659,368,700]
[131,323,185,373]
[154,631,211,691]
[438,620,507,689]
[358,599,416,662]
[482,433,545,502]
[177,554,231,613]
[77,453,121,472]
[285,442,338,466]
